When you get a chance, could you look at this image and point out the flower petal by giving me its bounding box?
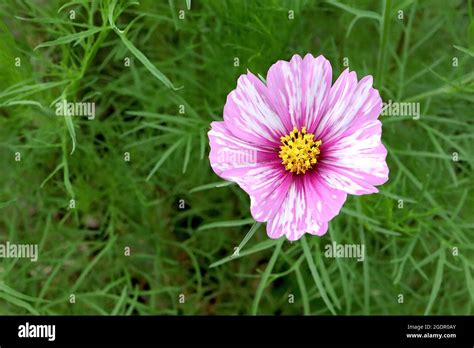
[315,69,382,144]
[318,120,389,195]
[208,121,291,222]
[266,178,331,241]
[266,53,332,133]
[223,72,287,147]
[226,164,293,222]
[208,121,275,176]
[302,172,347,223]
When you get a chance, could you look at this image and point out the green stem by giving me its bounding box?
[376,0,392,88]
[251,238,284,315]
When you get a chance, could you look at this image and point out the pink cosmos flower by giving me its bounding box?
[208,54,389,241]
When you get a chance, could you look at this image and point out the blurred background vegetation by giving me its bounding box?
[0,0,473,315]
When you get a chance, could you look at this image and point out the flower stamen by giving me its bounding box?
[279,127,322,175]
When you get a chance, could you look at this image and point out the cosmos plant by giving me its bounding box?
[208,54,389,241]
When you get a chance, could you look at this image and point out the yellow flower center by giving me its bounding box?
[279,127,322,175]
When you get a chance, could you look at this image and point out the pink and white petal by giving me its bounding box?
[208,121,291,222]
[208,121,276,176]
[315,70,382,145]
[224,163,293,222]
[223,72,287,147]
[266,179,331,241]
[266,53,332,133]
[318,120,389,195]
[302,172,347,223]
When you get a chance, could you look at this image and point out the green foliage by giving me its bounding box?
[0,0,473,315]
